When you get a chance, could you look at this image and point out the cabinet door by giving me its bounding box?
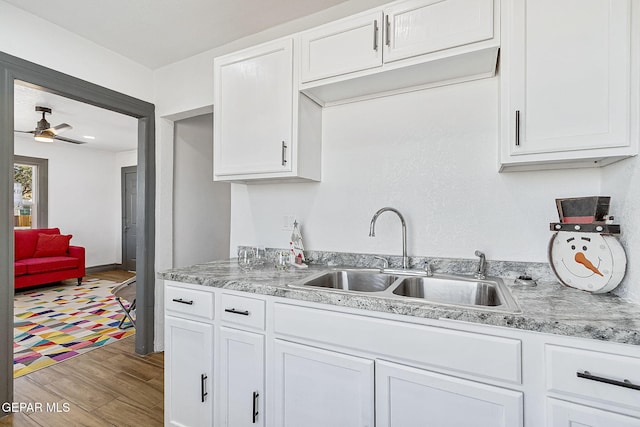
[214,38,293,177]
[376,360,523,427]
[300,11,383,83]
[273,339,374,427]
[165,316,214,427]
[218,327,265,427]
[547,398,640,427]
[384,0,494,63]
[503,0,632,156]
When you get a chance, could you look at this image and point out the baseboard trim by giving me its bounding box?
[86,264,123,273]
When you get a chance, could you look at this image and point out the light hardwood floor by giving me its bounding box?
[1,271,164,427]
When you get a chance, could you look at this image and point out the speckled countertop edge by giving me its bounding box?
[159,250,640,346]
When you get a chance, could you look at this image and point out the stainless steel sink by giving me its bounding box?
[288,269,520,312]
[297,269,398,292]
[392,276,501,306]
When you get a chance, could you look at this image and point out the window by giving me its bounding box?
[13,155,48,229]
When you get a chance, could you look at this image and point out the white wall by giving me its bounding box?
[230,78,603,263]
[173,113,230,267]
[15,135,127,267]
[602,158,640,302]
[0,1,153,101]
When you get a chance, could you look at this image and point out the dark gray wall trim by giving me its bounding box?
[0,50,156,414]
[0,63,15,415]
[85,264,123,273]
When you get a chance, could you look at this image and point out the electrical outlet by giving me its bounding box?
[282,215,295,231]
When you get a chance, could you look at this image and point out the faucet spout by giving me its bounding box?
[369,207,408,269]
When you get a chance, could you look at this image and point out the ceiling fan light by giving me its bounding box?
[34,130,54,142]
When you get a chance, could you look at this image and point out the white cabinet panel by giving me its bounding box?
[546,344,640,412]
[376,360,523,427]
[274,339,375,427]
[164,316,214,427]
[300,11,383,83]
[214,38,293,177]
[218,327,264,427]
[547,398,640,427]
[500,0,637,170]
[384,0,494,63]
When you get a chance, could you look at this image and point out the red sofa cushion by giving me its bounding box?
[14,261,27,277]
[33,233,72,258]
[20,257,80,274]
[15,228,61,260]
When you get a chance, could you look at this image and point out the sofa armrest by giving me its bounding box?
[68,245,86,277]
[68,245,85,259]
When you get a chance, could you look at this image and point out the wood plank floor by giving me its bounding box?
[1,271,164,426]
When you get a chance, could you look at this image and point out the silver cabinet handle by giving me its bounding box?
[172,298,193,305]
[577,371,640,391]
[252,391,260,423]
[373,20,379,51]
[224,308,249,316]
[281,141,287,166]
[201,374,208,402]
[385,15,391,47]
[515,110,521,146]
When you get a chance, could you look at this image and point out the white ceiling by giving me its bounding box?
[14,82,139,152]
[10,1,354,152]
[3,0,352,69]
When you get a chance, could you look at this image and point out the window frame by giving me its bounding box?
[13,155,48,229]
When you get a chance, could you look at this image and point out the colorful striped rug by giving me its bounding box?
[13,278,135,378]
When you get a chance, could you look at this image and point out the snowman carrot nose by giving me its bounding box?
[574,252,603,276]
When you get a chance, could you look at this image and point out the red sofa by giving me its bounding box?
[14,228,85,290]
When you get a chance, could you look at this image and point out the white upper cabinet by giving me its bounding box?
[383,0,494,63]
[300,11,383,83]
[500,0,639,171]
[299,0,499,106]
[213,38,322,182]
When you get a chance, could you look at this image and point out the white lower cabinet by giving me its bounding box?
[273,339,375,427]
[164,316,214,427]
[547,399,640,427]
[376,359,523,427]
[163,281,640,427]
[218,327,265,427]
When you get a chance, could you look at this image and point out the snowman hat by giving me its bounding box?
[550,196,619,234]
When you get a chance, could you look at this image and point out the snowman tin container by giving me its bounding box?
[548,197,627,294]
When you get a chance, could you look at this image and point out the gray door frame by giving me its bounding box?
[0,51,156,412]
[121,165,137,271]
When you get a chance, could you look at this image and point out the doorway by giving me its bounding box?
[1,51,155,410]
[122,166,137,272]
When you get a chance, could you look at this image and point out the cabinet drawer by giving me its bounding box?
[546,344,640,411]
[165,285,214,321]
[274,303,521,384]
[220,293,266,330]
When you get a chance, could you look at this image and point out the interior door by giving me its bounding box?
[122,166,137,271]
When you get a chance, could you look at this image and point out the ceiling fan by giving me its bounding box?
[15,106,86,144]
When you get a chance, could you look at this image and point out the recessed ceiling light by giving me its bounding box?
[83,135,96,140]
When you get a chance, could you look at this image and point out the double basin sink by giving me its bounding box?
[288,268,520,312]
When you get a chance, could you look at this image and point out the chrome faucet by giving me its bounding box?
[474,250,486,279]
[369,207,408,269]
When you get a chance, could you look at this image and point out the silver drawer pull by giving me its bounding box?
[172,298,194,305]
[225,308,250,316]
[577,370,640,391]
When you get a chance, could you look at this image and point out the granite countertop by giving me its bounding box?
[159,252,640,346]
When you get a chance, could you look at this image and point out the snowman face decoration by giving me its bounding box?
[548,231,626,293]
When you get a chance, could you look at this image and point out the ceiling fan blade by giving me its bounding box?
[15,130,36,135]
[50,123,72,134]
[53,135,87,145]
